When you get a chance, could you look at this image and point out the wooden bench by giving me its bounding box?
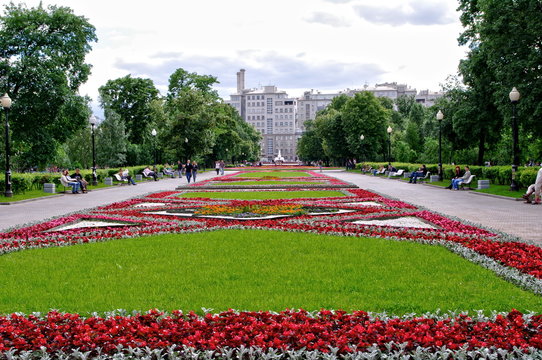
[416,171,431,184]
[113,174,129,185]
[388,169,405,178]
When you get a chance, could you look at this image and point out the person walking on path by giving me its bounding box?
[185,160,194,183]
[192,161,199,182]
[215,161,220,175]
[219,160,225,175]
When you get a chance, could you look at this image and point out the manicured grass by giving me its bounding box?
[474,184,524,199]
[212,181,316,186]
[235,171,312,178]
[0,189,58,202]
[0,230,540,315]
[179,190,345,200]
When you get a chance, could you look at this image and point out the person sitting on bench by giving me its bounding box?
[451,166,471,190]
[142,166,158,181]
[118,168,136,185]
[60,170,81,194]
[71,168,88,193]
[408,165,427,184]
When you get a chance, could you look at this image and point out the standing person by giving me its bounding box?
[192,161,199,182]
[177,160,183,178]
[219,160,225,175]
[71,168,88,193]
[215,161,220,175]
[532,167,542,204]
[185,159,194,183]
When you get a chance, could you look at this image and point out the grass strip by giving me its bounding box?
[0,230,540,315]
[179,190,345,200]
[211,181,316,186]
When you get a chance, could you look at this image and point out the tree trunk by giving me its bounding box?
[477,129,485,166]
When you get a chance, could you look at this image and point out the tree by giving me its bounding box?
[341,92,390,162]
[0,3,97,169]
[167,68,219,100]
[98,75,160,144]
[297,120,326,164]
[96,110,127,167]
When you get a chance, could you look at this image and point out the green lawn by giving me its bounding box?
[0,230,539,315]
[419,180,525,198]
[179,190,345,200]
[212,181,316,186]
[0,189,58,202]
[235,171,312,178]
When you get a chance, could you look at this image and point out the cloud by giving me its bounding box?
[113,50,387,98]
[353,1,455,26]
[304,12,351,27]
[322,0,353,3]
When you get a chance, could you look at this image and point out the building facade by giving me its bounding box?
[226,70,298,162]
[226,70,444,161]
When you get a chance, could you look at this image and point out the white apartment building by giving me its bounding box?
[226,70,444,160]
[226,70,298,162]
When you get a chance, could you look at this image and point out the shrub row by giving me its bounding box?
[0,166,170,195]
[356,162,538,189]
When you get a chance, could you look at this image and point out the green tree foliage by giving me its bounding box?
[296,120,326,164]
[63,126,93,169]
[457,0,542,163]
[98,75,160,144]
[96,110,127,167]
[298,92,391,165]
[0,3,97,169]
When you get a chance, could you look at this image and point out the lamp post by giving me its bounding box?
[360,134,365,163]
[509,87,520,191]
[1,93,12,197]
[436,110,444,181]
[89,115,98,186]
[184,137,188,161]
[151,128,157,169]
[387,126,393,165]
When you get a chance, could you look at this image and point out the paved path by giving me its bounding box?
[0,171,220,232]
[327,170,541,244]
[1,169,540,245]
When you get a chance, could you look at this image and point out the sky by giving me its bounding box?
[9,0,467,115]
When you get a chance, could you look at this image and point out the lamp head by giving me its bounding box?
[89,115,97,126]
[360,134,365,140]
[509,87,520,103]
[151,128,157,136]
[0,93,12,109]
[387,126,393,134]
[436,110,444,121]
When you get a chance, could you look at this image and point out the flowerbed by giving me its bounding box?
[1,309,542,358]
[1,171,542,357]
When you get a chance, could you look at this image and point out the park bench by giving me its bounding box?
[460,175,476,190]
[113,174,129,185]
[388,169,405,178]
[415,171,431,184]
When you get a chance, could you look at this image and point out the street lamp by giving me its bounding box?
[151,128,157,169]
[509,87,520,191]
[436,110,444,181]
[387,126,393,165]
[1,93,13,197]
[184,137,188,161]
[89,115,98,186]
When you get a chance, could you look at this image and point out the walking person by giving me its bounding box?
[192,161,199,182]
[177,160,183,178]
[215,161,220,175]
[219,160,225,175]
[185,159,194,183]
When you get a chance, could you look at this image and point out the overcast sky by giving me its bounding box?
[14,0,466,114]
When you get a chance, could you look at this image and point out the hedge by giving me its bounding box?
[356,162,539,189]
[0,165,171,195]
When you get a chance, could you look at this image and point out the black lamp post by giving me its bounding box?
[89,115,98,186]
[436,110,444,181]
[359,134,365,163]
[387,126,392,165]
[184,137,188,162]
[151,128,157,169]
[1,93,13,197]
[509,87,520,191]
